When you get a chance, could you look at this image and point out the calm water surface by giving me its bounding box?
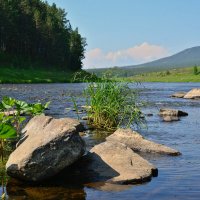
[0,82,200,200]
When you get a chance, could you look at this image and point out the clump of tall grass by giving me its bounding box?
[83,78,144,130]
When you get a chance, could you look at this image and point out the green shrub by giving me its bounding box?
[193,66,198,75]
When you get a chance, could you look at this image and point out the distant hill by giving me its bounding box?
[125,46,200,69]
[87,46,200,77]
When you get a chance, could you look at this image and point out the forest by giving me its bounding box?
[0,0,86,71]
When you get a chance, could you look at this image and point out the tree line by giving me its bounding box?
[0,0,86,70]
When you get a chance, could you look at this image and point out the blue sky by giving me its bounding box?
[47,0,200,68]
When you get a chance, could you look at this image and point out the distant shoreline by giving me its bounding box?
[0,66,91,84]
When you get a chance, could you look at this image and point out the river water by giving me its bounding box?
[0,82,200,200]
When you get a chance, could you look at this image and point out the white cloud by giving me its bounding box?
[83,42,169,69]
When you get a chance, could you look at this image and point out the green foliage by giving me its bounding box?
[0,66,92,83]
[0,96,49,161]
[72,71,99,83]
[193,66,198,75]
[0,124,17,139]
[83,79,145,130]
[0,0,86,71]
[166,70,171,75]
[124,67,200,82]
[0,96,50,116]
[71,96,80,120]
[28,102,50,115]
[0,96,50,136]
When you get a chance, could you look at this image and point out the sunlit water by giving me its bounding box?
[0,82,200,200]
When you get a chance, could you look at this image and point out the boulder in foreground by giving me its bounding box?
[90,141,158,184]
[6,115,86,182]
[106,129,181,155]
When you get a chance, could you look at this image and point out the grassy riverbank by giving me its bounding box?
[121,67,200,82]
[0,66,92,83]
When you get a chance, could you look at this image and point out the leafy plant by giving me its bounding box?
[83,78,145,130]
[0,124,17,139]
[0,96,50,161]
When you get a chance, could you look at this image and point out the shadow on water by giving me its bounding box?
[7,180,86,200]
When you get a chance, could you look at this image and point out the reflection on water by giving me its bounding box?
[0,82,200,200]
[7,179,86,200]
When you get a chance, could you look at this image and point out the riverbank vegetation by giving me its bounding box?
[88,66,200,82]
[78,77,145,130]
[0,96,49,198]
[0,65,94,83]
[0,0,86,82]
[0,97,49,159]
[123,67,200,82]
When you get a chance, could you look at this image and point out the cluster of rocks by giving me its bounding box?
[172,88,200,99]
[6,115,180,185]
[159,88,200,122]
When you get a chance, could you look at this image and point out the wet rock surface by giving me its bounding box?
[159,108,188,117]
[184,88,200,99]
[171,88,200,99]
[6,115,86,182]
[171,92,187,98]
[106,129,181,156]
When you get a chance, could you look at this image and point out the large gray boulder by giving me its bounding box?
[90,141,157,184]
[6,115,86,182]
[184,88,200,99]
[106,129,181,155]
[159,108,188,117]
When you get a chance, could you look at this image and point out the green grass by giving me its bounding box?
[83,79,145,130]
[0,65,92,83]
[121,67,200,82]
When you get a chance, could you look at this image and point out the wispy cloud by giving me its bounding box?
[83,42,169,69]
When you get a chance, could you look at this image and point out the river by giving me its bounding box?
[0,82,200,200]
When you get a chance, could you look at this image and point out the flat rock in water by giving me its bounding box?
[159,108,188,117]
[6,115,86,182]
[184,88,200,99]
[90,141,157,184]
[171,92,187,98]
[106,129,181,156]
